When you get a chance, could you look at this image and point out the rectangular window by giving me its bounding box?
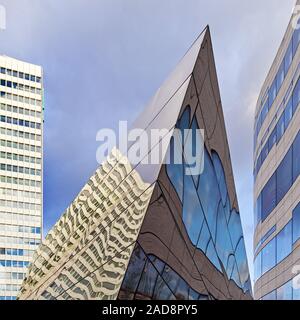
[285,96,293,128]
[261,143,269,163]
[269,79,277,107]
[285,41,293,74]
[262,237,276,275]
[276,113,285,143]
[261,100,269,123]
[262,173,276,221]
[276,148,292,204]
[268,127,277,151]
[277,61,285,90]
[293,78,300,113]
[276,221,292,263]
[293,27,300,56]
[293,131,300,182]
[277,281,292,300]
[293,203,300,244]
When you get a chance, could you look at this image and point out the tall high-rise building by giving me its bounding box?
[253,1,300,300]
[0,56,43,300]
[18,27,251,300]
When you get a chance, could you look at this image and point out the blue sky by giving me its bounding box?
[0,0,296,281]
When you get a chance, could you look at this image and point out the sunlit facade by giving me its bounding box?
[0,56,43,300]
[18,27,251,300]
[253,2,300,300]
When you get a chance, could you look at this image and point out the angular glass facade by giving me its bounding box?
[18,27,251,300]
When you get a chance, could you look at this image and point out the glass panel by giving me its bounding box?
[228,209,243,250]
[197,149,221,239]
[262,290,276,300]
[215,202,233,271]
[261,173,276,221]
[276,60,285,90]
[293,26,300,56]
[136,260,159,299]
[153,273,176,300]
[276,113,285,143]
[276,148,292,204]
[293,77,300,113]
[235,239,250,288]
[268,79,277,107]
[293,132,300,182]
[254,251,262,281]
[197,220,210,254]
[285,41,293,74]
[262,237,276,275]
[268,127,277,151]
[182,174,204,245]
[293,203,300,244]
[120,245,147,298]
[276,221,292,263]
[261,100,269,123]
[285,96,293,128]
[206,239,222,272]
[277,280,292,300]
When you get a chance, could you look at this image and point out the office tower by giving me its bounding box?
[0,56,43,300]
[18,26,251,300]
[253,1,300,300]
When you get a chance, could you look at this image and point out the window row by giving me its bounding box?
[0,139,42,153]
[261,278,300,300]
[1,103,42,119]
[0,91,42,107]
[0,163,41,176]
[0,284,20,292]
[0,236,40,246]
[0,224,41,234]
[0,260,30,268]
[0,200,41,211]
[254,76,300,179]
[0,247,34,257]
[0,188,41,200]
[0,175,41,188]
[0,115,41,130]
[255,130,300,225]
[0,79,42,95]
[0,296,16,300]
[254,22,300,146]
[254,202,300,281]
[0,67,41,83]
[0,271,26,280]
[0,127,41,142]
[0,212,41,224]
[0,152,41,165]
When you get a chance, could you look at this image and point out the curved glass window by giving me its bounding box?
[212,152,227,206]
[261,237,276,275]
[235,239,249,289]
[261,173,276,221]
[276,221,292,263]
[276,148,292,204]
[293,203,300,243]
[228,209,243,250]
[277,281,292,300]
[182,174,204,245]
[197,149,220,239]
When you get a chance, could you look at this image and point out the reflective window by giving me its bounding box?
[285,41,293,74]
[261,173,276,221]
[262,290,276,300]
[276,221,292,263]
[293,26,300,56]
[293,203,300,244]
[269,79,277,107]
[277,281,292,300]
[293,132,300,181]
[182,174,204,245]
[276,113,285,143]
[268,127,277,151]
[293,77,300,112]
[261,100,269,123]
[261,237,276,274]
[254,251,261,281]
[276,60,285,90]
[276,148,292,204]
[285,96,293,128]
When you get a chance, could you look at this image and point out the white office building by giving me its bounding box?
[0,56,43,300]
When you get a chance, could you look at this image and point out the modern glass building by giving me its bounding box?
[0,56,43,300]
[18,26,251,300]
[253,1,300,300]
